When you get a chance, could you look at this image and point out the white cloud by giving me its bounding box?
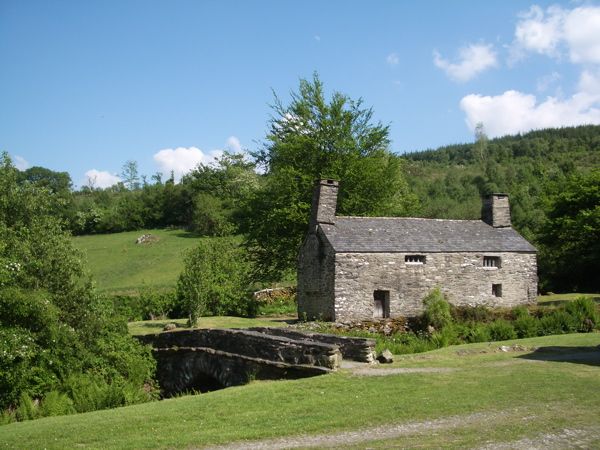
[84,169,121,189]
[564,6,600,64]
[13,155,29,171]
[512,5,565,60]
[226,136,242,153]
[153,146,222,181]
[459,70,600,137]
[511,5,600,64]
[386,52,399,66]
[433,44,498,82]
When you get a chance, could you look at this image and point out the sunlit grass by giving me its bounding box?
[2,333,599,449]
[72,229,204,294]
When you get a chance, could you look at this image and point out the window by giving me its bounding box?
[405,255,426,264]
[483,256,501,268]
[492,284,502,297]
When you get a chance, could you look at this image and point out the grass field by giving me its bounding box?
[128,315,296,335]
[2,332,599,449]
[537,292,600,306]
[72,229,203,294]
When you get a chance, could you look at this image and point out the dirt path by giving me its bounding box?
[203,409,516,450]
[478,427,600,449]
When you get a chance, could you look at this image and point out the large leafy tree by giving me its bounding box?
[0,153,154,413]
[539,169,600,292]
[245,74,418,280]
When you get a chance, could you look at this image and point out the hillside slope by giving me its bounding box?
[402,125,600,242]
[72,229,203,293]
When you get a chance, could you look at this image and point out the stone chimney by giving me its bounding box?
[309,179,339,231]
[482,193,511,228]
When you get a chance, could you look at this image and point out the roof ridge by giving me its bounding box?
[334,216,482,222]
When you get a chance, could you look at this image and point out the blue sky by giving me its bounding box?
[1,0,599,187]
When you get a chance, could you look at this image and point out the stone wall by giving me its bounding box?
[138,328,342,396]
[297,230,336,320]
[250,327,376,363]
[138,328,342,369]
[333,251,537,322]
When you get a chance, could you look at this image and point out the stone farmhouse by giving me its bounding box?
[297,179,538,322]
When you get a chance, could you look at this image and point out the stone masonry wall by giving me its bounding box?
[333,251,537,322]
[297,231,335,320]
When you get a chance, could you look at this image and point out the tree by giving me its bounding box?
[120,160,140,190]
[176,237,255,326]
[538,169,600,292]
[474,122,488,163]
[245,73,418,280]
[0,153,155,415]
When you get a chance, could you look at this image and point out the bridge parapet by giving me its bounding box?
[137,327,349,397]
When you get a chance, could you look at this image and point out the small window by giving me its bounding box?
[483,256,501,268]
[405,255,426,264]
[492,284,502,297]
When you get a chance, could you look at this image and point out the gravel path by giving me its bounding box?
[478,427,600,449]
[204,409,515,450]
[350,366,456,376]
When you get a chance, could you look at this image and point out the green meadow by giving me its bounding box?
[2,333,599,449]
[72,229,203,294]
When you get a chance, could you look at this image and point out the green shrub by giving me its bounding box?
[451,305,494,323]
[430,325,460,348]
[0,410,15,425]
[15,393,38,421]
[38,391,75,418]
[422,288,452,330]
[256,289,297,316]
[464,323,492,343]
[487,319,517,341]
[512,308,540,338]
[62,374,145,413]
[373,332,438,355]
[539,310,576,335]
[176,237,257,325]
[564,296,598,332]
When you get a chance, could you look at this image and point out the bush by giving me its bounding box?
[512,307,540,338]
[256,288,297,316]
[422,288,452,330]
[430,325,460,348]
[0,155,157,419]
[176,237,257,325]
[539,310,576,335]
[460,323,492,343]
[564,296,598,332]
[38,391,75,418]
[15,393,38,421]
[451,305,494,323]
[487,319,517,341]
[111,289,177,322]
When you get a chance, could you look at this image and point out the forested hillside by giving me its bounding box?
[403,125,600,239]
[10,121,600,292]
[402,125,600,292]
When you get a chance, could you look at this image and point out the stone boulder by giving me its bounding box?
[377,349,394,364]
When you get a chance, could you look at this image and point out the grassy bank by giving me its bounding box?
[2,333,599,449]
[72,229,203,294]
[128,315,296,335]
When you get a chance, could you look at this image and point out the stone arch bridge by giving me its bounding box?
[136,327,375,396]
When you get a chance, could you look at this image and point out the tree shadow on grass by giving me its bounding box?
[171,231,204,239]
[518,345,600,367]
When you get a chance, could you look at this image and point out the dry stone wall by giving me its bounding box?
[334,251,537,322]
[297,231,335,320]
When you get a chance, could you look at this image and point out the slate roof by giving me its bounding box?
[319,217,536,253]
